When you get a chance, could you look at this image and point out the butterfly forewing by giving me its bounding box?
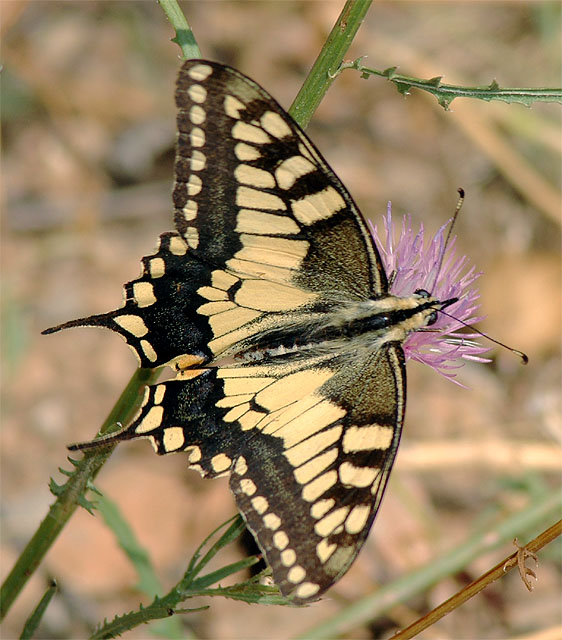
[174,61,388,301]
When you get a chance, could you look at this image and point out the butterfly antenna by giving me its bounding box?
[437,307,528,364]
[430,188,465,294]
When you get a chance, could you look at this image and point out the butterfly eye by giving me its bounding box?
[414,288,431,298]
[426,310,438,326]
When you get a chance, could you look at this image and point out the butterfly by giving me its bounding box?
[44,60,457,603]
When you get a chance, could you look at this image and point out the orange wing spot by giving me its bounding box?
[174,354,207,371]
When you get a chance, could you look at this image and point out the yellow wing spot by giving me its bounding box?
[263,513,281,531]
[133,282,156,307]
[235,164,275,189]
[238,409,266,432]
[232,121,271,144]
[280,548,296,567]
[276,403,345,449]
[163,427,185,452]
[190,127,205,148]
[287,565,306,584]
[302,470,338,503]
[187,63,213,81]
[182,199,198,221]
[345,504,371,534]
[215,394,255,409]
[140,339,157,362]
[235,209,300,236]
[153,384,166,405]
[275,155,316,190]
[207,322,263,355]
[113,314,148,338]
[342,424,394,453]
[235,279,316,312]
[239,478,257,496]
[208,307,261,339]
[185,445,202,463]
[251,495,269,515]
[295,582,320,599]
[339,462,379,488]
[294,448,338,485]
[292,186,346,225]
[257,369,333,412]
[273,530,289,550]
[310,498,335,520]
[148,257,165,278]
[223,94,246,119]
[261,110,292,139]
[186,226,199,249]
[316,538,337,563]
[135,405,164,434]
[225,257,293,284]
[169,235,188,255]
[211,453,232,474]
[234,456,248,475]
[139,386,151,408]
[221,374,274,397]
[187,174,202,196]
[314,506,350,537]
[189,105,206,125]
[224,95,246,120]
[190,150,206,172]
[235,234,308,269]
[234,142,261,162]
[197,300,235,316]
[211,269,238,291]
[222,403,251,424]
[236,185,285,211]
[283,425,343,468]
[187,83,207,104]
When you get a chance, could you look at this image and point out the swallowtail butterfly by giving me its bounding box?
[44,60,457,603]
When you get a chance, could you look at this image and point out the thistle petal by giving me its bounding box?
[369,203,490,383]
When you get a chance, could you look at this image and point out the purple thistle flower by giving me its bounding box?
[369,203,491,384]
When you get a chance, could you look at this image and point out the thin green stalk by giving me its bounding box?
[19,581,57,640]
[342,59,562,109]
[158,0,201,60]
[0,367,158,621]
[296,486,562,639]
[289,0,373,128]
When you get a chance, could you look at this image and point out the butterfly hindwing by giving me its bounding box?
[229,343,405,602]
[112,339,405,602]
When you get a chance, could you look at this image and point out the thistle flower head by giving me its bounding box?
[369,203,490,384]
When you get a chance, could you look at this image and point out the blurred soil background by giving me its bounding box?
[1,2,561,639]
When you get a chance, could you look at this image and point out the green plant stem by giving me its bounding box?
[289,0,373,128]
[0,367,158,621]
[159,0,201,60]
[297,486,562,639]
